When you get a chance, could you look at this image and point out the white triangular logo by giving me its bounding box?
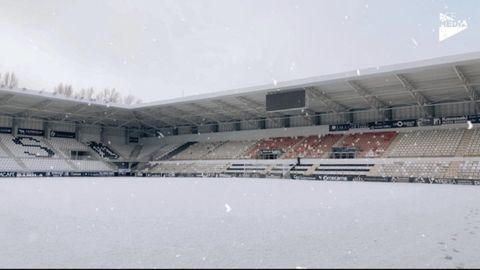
[439,13,468,42]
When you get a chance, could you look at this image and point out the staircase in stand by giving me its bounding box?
[444,161,462,179]
[324,134,347,158]
[0,139,27,170]
[305,164,319,176]
[281,137,308,159]
[382,132,403,157]
[159,142,197,161]
[129,145,143,159]
[455,129,474,157]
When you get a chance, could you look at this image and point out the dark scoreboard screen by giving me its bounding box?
[266,89,306,112]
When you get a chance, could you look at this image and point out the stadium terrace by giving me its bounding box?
[1,51,480,184]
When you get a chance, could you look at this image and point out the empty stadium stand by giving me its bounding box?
[457,161,480,179]
[203,141,257,160]
[71,160,114,172]
[0,157,24,171]
[464,128,480,156]
[284,134,343,158]
[1,135,56,158]
[388,129,464,157]
[339,132,397,158]
[375,161,451,178]
[245,137,304,159]
[171,142,224,160]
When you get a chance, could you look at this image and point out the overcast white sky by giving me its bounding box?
[0,0,478,102]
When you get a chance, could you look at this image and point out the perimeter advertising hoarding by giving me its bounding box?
[18,128,44,136]
[368,119,417,129]
[329,124,351,131]
[0,127,12,134]
[50,130,76,139]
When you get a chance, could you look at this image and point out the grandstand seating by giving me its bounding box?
[457,161,480,179]
[464,128,480,156]
[0,157,24,171]
[49,138,91,158]
[388,129,464,157]
[203,141,256,159]
[0,135,56,158]
[87,141,120,160]
[375,161,450,178]
[0,145,9,157]
[72,160,113,171]
[245,137,304,159]
[339,132,397,158]
[284,134,343,158]
[0,134,116,172]
[21,158,73,172]
[171,142,223,160]
[149,143,185,161]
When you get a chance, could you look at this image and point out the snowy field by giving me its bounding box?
[0,177,479,268]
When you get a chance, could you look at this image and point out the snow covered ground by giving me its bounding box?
[0,177,479,268]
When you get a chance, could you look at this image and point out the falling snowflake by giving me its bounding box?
[411,37,418,47]
[467,120,473,130]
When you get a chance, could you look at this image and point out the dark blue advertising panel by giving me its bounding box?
[441,116,468,124]
[467,114,480,124]
[0,127,12,134]
[329,124,351,131]
[18,128,44,136]
[50,130,76,139]
[368,119,417,129]
[417,117,442,127]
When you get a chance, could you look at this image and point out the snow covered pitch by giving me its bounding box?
[0,177,479,268]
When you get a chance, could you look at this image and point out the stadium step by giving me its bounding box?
[0,138,15,158]
[158,142,197,161]
[42,139,66,158]
[446,161,462,179]
[304,164,318,176]
[13,158,28,171]
[383,132,404,157]
[455,128,474,157]
[281,136,308,159]
[129,144,143,159]
[65,159,81,171]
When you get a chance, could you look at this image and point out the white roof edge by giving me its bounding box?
[0,86,131,109]
[132,50,480,109]
[1,51,480,111]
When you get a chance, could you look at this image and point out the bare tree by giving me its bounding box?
[3,73,10,88]
[54,83,65,95]
[9,73,18,88]
[64,85,73,97]
[109,88,121,103]
[50,80,142,105]
[124,94,136,105]
[86,88,95,100]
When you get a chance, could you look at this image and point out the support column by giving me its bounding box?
[125,127,130,145]
[44,121,50,139]
[12,118,18,137]
[100,125,106,143]
[75,122,81,142]
[384,107,393,121]
[348,111,355,124]
[314,112,322,126]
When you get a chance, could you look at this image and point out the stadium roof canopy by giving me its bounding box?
[1,51,480,130]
